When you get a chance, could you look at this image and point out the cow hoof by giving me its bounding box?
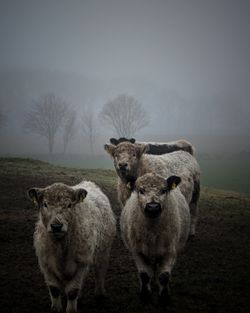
[95,293,108,304]
[139,288,151,304]
[159,272,170,286]
[51,306,62,313]
[158,272,171,305]
[159,287,171,305]
[139,271,151,304]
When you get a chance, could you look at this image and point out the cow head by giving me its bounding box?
[27,183,87,239]
[135,173,181,219]
[104,142,148,181]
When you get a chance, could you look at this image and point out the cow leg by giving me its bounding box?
[157,248,176,304]
[65,266,89,313]
[158,272,171,304]
[134,253,153,302]
[189,179,200,237]
[94,247,112,297]
[48,285,62,312]
[43,270,62,312]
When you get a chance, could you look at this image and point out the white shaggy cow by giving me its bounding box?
[120,173,190,303]
[28,181,116,313]
[104,141,200,237]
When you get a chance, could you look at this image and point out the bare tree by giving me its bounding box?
[81,107,95,155]
[99,94,149,138]
[24,93,68,154]
[62,109,77,154]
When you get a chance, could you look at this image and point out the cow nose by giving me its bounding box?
[119,162,128,170]
[51,223,63,233]
[145,202,162,219]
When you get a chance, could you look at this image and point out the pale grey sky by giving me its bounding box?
[0,0,249,155]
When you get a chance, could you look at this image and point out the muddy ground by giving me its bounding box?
[0,158,250,313]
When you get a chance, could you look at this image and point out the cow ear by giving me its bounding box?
[129,138,136,144]
[27,188,43,205]
[74,189,88,203]
[104,144,116,157]
[119,137,126,143]
[110,138,118,145]
[166,176,181,191]
[136,144,149,157]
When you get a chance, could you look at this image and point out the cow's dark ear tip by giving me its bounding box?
[27,188,36,199]
[166,176,181,190]
[27,187,40,204]
[110,138,118,145]
[75,188,88,203]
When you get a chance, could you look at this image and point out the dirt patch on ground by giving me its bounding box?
[0,158,250,313]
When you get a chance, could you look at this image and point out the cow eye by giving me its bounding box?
[139,188,145,195]
[133,153,136,157]
[67,203,72,209]
[43,202,48,208]
[160,188,167,195]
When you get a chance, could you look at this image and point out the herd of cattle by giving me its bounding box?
[27,137,201,313]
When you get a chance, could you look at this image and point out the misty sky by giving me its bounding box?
[0,0,250,155]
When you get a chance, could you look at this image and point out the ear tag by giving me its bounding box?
[127,182,132,190]
[32,198,37,204]
[171,182,177,190]
[80,195,84,202]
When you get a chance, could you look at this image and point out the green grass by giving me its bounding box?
[48,156,250,195]
[0,157,116,191]
[1,155,250,194]
[199,158,250,194]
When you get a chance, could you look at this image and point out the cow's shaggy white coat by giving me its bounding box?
[29,181,116,313]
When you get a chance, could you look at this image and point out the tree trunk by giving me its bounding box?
[48,136,54,155]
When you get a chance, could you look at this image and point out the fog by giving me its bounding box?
[0,0,249,157]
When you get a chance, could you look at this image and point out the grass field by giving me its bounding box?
[12,153,250,194]
[199,158,250,195]
[0,157,250,313]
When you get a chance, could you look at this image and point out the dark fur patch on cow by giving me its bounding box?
[155,255,164,266]
[49,286,60,298]
[159,272,170,286]
[126,176,137,190]
[191,179,200,205]
[67,288,79,300]
[147,143,193,155]
[110,137,136,145]
[140,272,150,285]
[148,144,178,155]
[139,252,151,266]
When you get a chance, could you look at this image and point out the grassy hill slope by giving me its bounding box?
[0,157,249,313]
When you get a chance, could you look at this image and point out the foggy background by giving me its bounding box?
[0,0,249,159]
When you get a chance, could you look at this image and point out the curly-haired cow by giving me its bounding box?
[104,141,200,236]
[120,173,190,303]
[28,181,116,313]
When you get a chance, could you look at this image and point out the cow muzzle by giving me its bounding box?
[144,202,162,219]
[49,223,66,238]
[117,162,129,177]
[51,223,63,233]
